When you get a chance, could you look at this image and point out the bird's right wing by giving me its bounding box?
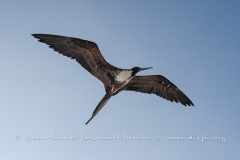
[124,75,194,106]
[32,34,120,84]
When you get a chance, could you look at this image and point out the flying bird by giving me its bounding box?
[32,34,194,125]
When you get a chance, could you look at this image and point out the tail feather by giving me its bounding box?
[85,94,112,125]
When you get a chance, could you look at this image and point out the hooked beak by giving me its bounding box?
[139,67,153,71]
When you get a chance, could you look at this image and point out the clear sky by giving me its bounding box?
[1,0,240,159]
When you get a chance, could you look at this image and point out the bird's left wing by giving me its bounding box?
[124,75,194,106]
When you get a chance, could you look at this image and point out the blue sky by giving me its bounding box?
[1,0,240,159]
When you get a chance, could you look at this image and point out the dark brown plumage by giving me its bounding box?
[32,34,120,85]
[124,75,194,106]
[32,34,194,125]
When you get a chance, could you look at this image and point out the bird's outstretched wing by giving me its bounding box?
[32,34,119,84]
[124,75,194,106]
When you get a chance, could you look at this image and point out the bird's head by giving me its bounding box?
[131,67,153,76]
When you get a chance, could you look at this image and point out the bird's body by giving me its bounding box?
[32,34,194,125]
[115,70,132,82]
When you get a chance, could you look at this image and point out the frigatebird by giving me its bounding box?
[32,34,194,125]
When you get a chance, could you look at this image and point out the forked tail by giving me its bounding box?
[85,94,112,125]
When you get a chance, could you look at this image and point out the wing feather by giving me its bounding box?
[32,34,120,84]
[124,75,194,106]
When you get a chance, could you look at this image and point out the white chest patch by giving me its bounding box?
[115,70,132,82]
